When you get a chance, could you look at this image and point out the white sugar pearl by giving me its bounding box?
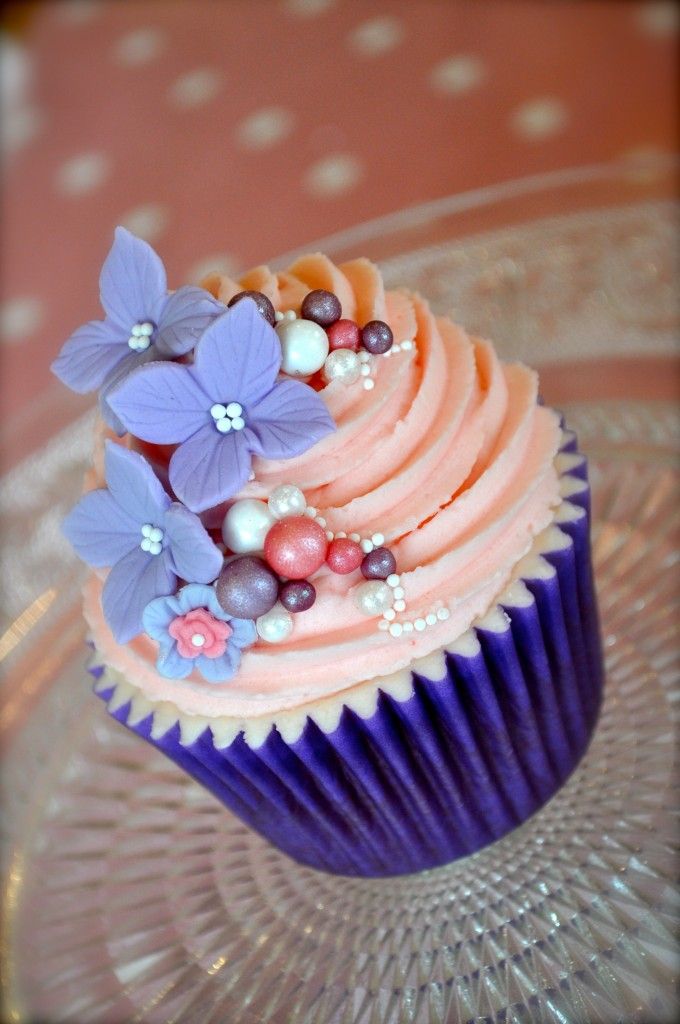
[358,350,371,364]
[386,573,400,587]
[216,418,232,433]
[221,498,275,554]
[256,603,294,644]
[275,310,284,322]
[226,402,242,418]
[305,506,318,518]
[426,613,437,626]
[140,537,152,552]
[149,541,162,556]
[349,533,360,542]
[315,516,326,528]
[149,526,163,543]
[414,618,426,631]
[322,348,361,385]
[131,324,143,337]
[393,586,405,600]
[360,538,374,554]
[141,524,153,538]
[355,580,393,616]
[191,633,206,648]
[325,530,334,541]
[139,322,153,336]
[268,484,306,520]
[389,622,403,638]
[276,318,329,376]
[383,608,396,621]
[283,309,296,321]
[231,416,245,430]
[393,599,406,612]
[437,607,450,621]
[362,378,375,391]
[371,532,384,546]
[210,403,227,419]
[401,339,414,350]
[360,364,371,377]
[336,531,347,539]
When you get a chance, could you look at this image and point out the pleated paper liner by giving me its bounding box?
[91,432,603,877]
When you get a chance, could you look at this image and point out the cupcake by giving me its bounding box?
[53,228,603,878]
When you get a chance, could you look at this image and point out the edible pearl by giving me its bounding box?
[191,633,206,648]
[264,516,328,579]
[268,484,307,520]
[215,555,279,619]
[322,348,361,386]
[326,318,361,352]
[221,499,275,554]
[279,579,316,613]
[301,289,342,327]
[361,546,397,581]
[326,537,364,575]
[256,603,294,643]
[227,290,276,327]
[355,580,393,616]
[361,320,393,355]
[276,318,329,377]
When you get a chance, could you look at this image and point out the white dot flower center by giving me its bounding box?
[128,320,154,351]
[191,633,206,648]
[210,401,246,433]
[140,522,164,555]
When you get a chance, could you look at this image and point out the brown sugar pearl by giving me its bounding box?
[301,289,342,327]
[228,290,276,327]
[361,320,393,354]
[279,579,316,613]
[361,546,397,580]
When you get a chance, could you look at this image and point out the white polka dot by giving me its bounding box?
[304,154,363,197]
[57,0,101,24]
[635,1,679,36]
[56,152,110,195]
[429,55,485,95]
[2,108,42,155]
[1,297,43,343]
[284,0,335,15]
[114,27,165,66]
[236,107,294,150]
[348,16,404,56]
[169,69,221,109]
[119,204,168,242]
[510,98,568,140]
[187,253,241,285]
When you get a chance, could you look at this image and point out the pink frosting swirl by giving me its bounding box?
[85,254,562,718]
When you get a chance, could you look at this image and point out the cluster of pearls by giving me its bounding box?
[211,401,245,434]
[140,523,164,555]
[383,338,415,357]
[127,321,154,351]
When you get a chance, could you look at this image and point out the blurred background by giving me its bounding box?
[1,0,677,473]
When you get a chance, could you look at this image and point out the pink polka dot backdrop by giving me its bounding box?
[1,0,677,468]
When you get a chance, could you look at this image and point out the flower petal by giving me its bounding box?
[51,319,128,394]
[107,361,210,443]
[155,286,225,357]
[192,300,281,406]
[104,441,171,524]
[62,489,138,567]
[142,593,182,641]
[99,227,167,331]
[229,616,258,650]
[102,547,175,643]
[196,647,240,683]
[156,643,193,679]
[164,504,223,583]
[169,424,252,513]
[246,379,335,460]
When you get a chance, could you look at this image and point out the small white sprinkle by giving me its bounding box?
[437,607,450,621]
[191,633,206,648]
[325,530,334,541]
[139,322,153,336]
[393,586,405,600]
[131,324,143,337]
[371,532,384,546]
[386,573,400,588]
[401,339,414,350]
[236,106,294,150]
[315,515,327,528]
[426,613,437,626]
[414,618,426,632]
[216,418,232,433]
[169,68,221,109]
[56,151,110,196]
[335,531,347,539]
[275,310,284,322]
[231,416,245,430]
[284,309,297,321]
[511,97,568,140]
[358,350,371,363]
[429,54,485,95]
[141,524,152,537]
[348,15,404,56]
[363,378,375,390]
[360,364,371,377]
[149,526,163,543]
[393,599,406,612]
[403,621,414,633]
[305,506,318,518]
[360,538,374,553]
[389,622,403,638]
[349,533,361,543]
[383,608,396,621]
[149,541,162,556]
[114,27,165,67]
[304,153,363,198]
[211,403,227,419]
[226,401,242,417]
[378,619,390,631]
[140,537,152,552]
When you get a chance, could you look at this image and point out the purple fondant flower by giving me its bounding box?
[107,299,336,513]
[143,584,257,682]
[63,442,223,643]
[51,227,224,433]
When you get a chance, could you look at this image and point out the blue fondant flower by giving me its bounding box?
[63,442,223,643]
[51,227,225,433]
[143,584,257,682]
[107,299,336,513]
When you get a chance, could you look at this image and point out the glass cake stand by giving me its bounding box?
[2,162,679,1024]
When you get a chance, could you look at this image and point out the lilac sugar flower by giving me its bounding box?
[107,299,336,513]
[63,442,223,644]
[51,227,225,433]
[143,584,257,682]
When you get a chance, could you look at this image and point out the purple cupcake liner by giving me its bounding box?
[91,436,603,878]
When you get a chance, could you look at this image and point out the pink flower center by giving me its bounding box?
[168,608,232,660]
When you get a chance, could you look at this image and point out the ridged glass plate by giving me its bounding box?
[3,399,678,1024]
